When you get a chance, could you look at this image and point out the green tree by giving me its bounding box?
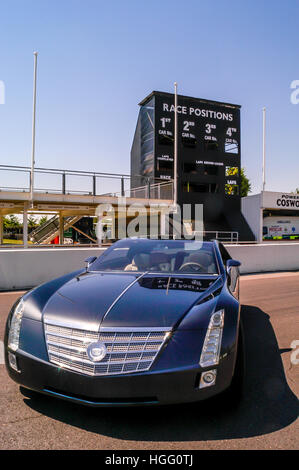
[3,214,21,230]
[28,216,38,231]
[240,168,251,197]
[39,215,48,226]
[3,216,10,230]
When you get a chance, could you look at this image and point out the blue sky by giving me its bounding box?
[0,0,298,194]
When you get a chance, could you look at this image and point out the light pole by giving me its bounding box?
[30,52,38,208]
[262,106,266,192]
[173,82,178,209]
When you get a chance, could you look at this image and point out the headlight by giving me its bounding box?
[199,309,224,368]
[8,299,24,352]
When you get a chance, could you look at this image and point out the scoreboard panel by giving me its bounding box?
[131,91,254,239]
[154,93,241,192]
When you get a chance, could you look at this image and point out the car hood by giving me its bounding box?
[42,272,221,330]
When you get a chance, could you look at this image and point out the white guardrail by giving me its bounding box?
[226,242,299,274]
[0,247,106,290]
[0,243,299,290]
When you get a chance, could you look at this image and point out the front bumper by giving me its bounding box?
[6,348,235,407]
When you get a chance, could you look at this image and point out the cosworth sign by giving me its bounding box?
[276,195,299,208]
[262,192,299,210]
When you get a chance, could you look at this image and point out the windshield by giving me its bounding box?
[91,239,219,275]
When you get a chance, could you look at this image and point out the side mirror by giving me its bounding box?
[227,259,241,268]
[84,256,97,270]
[226,259,241,274]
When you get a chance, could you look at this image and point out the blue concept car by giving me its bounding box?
[5,238,244,407]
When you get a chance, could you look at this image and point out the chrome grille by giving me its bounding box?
[44,321,171,376]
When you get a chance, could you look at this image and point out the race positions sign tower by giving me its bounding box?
[131,91,254,240]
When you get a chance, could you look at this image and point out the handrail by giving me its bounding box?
[0,164,173,200]
[193,230,239,243]
[0,163,152,179]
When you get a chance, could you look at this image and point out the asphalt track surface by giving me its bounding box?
[0,272,298,450]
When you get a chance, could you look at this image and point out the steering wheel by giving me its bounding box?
[178,262,206,273]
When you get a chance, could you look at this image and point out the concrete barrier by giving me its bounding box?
[0,247,105,290]
[225,242,299,274]
[1,243,299,290]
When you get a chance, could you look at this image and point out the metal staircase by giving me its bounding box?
[29,215,82,244]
